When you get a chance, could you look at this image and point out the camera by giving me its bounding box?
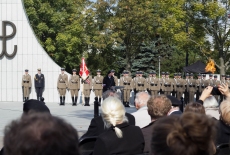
[211,87,221,95]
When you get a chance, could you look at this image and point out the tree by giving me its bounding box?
[23,0,89,72]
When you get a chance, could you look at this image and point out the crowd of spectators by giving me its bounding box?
[1,83,230,155]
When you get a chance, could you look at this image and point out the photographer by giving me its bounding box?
[197,84,230,145]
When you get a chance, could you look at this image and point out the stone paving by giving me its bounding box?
[0,101,137,148]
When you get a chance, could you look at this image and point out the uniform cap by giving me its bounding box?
[97,69,101,72]
[139,71,143,74]
[37,68,41,71]
[161,72,165,75]
[186,73,190,76]
[190,73,194,76]
[61,68,65,71]
[174,73,178,76]
[125,71,129,74]
[72,69,77,72]
[209,74,213,77]
[221,74,225,77]
[226,75,230,78]
[178,72,182,76]
[202,74,206,77]
[111,69,115,73]
[25,69,28,72]
[150,71,156,74]
[214,75,217,78]
[166,72,170,75]
[197,73,202,76]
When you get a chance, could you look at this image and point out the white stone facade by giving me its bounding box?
[0,0,84,102]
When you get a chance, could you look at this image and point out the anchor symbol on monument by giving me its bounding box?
[0,21,17,58]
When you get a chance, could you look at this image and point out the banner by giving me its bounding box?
[79,57,89,80]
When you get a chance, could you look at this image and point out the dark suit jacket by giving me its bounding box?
[80,113,135,139]
[142,121,155,153]
[103,76,115,92]
[93,122,144,155]
[34,74,45,88]
[170,110,183,115]
[216,119,230,145]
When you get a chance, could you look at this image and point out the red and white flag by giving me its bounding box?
[79,57,89,80]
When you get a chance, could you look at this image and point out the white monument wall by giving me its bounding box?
[0,0,82,102]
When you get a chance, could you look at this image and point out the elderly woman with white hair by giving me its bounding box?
[93,97,144,155]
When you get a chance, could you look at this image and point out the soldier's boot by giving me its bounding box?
[85,97,90,106]
[63,96,65,105]
[74,96,78,105]
[126,102,130,107]
[98,98,101,106]
[72,97,76,106]
[123,101,126,106]
[60,96,63,105]
[26,97,29,102]
[24,97,26,102]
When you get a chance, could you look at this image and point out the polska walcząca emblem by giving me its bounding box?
[0,21,17,58]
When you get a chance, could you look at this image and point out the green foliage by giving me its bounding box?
[23,0,89,73]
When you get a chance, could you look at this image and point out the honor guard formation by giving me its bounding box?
[22,68,227,106]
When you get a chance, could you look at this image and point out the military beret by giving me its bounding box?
[37,68,41,71]
[166,72,170,75]
[190,73,194,76]
[202,74,206,77]
[209,74,213,77]
[166,95,181,107]
[161,72,165,75]
[186,73,190,76]
[61,68,65,71]
[97,69,101,72]
[25,69,28,72]
[72,69,77,72]
[214,75,217,78]
[23,99,50,114]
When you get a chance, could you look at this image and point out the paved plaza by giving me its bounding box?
[0,101,136,148]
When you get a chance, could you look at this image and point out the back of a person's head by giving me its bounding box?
[23,99,50,114]
[220,100,230,124]
[135,92,150,108]
[147,95,172,120]
[184,102,206,114]
[101,96,127,138]
[102,90,120,100]
[151,112,216,155]
[4,113,80,155]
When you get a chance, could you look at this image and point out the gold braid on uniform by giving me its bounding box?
[34,75,38,81]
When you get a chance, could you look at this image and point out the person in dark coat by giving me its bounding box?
[93,97,144,155]
[103,70,115,92]
[166,95,183,115]
[34,68,45,101]
[142,95,172,153]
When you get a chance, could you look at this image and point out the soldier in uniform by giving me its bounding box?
[184,73,190,104]
[172,73,178,97]
[22,69,32,102]
[195,73,202,101]
[68,69,80,106]
[147,71,160,96]
[188,73,196,103]
[201,74,208,92]
[34,68,45,101]
[132,71,140,98]
[176,73,184,101]
[220,75,226,103]
[134,71,146,93]
[207,74,214,86]
[82,74,92,106]
[159,72,166,94]
[93,69,104,105]
[119,70,133,107]
[57,68,68,105]
[163,72,172,96]
[111,69,118,86]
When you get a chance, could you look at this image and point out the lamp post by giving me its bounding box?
[158,56,161,78]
